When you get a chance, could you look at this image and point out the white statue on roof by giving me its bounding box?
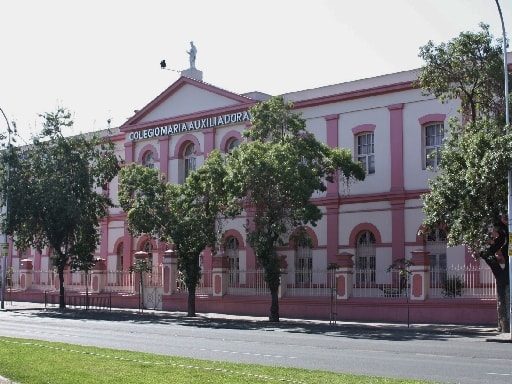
[187,41,197,69]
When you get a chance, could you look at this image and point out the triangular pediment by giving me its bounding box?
[121,76,267,131]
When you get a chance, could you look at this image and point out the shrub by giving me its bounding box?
[442,275,464,297]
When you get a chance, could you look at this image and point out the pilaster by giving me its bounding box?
[388,103,404,193]
[159,135,170,178]
[90,258,107,293]
[162,249,178,295]
[203,128,216,156]
[325,114,340,199]
[19,258,33,291]
[335,252,354,299]
[278,255,288,299]
[410,250,430,300]
[212,253,229,297]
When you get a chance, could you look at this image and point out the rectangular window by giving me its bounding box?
[425,123,444,169]
[357,133,375,174]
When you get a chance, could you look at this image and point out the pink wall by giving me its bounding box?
[158,295,495,325]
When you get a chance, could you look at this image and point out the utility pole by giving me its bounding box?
[494,0,511,339]
[0,107,12,310]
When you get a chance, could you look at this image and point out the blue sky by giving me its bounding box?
[1,0,511,142]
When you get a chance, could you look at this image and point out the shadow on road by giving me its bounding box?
[16,308,499,342]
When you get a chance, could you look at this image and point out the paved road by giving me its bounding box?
[1,304,511,384]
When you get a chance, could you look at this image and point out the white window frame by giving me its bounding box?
[225,237,240,285]
[424,123,444,169]
[426,228,448,287]
[295,240,313,285]
[357,133,375,175]
[227,138,240,153]
[183,143,196,182]
[142,241,156,270]
[142,151,155,169]
[356,230,376,284]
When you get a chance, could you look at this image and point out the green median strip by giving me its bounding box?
[0,337,438,384]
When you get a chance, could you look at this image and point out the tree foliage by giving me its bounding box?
[417,23,506,122]
[423,119,512,250]
[418,25,512,331]
[225,96,365,322]
[0,107,121,308]
[118,150,228,316]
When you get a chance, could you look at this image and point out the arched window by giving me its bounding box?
[427,228,447,287]
[356,231,376,284]
[356,133,375,174]
[183,143,196,182]
[116,243,124,270]
[116,243,124,284]
[142,151,155,168]
[142,242,152,254]
[141,241,155,270]
[227,138,240,153]
[225,237,239,284]
[295,234,312,285]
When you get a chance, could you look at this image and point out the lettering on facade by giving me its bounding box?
[128,110,251,141]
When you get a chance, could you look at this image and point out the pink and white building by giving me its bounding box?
[6,66,499,324]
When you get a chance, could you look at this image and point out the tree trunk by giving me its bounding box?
[85,271,90,310]
[496,278,510,333]
[264,255,281,322]
[183,252,200,317]
[482,223,510,333]
[187,286,196,317]
[269,284,280,322]
[58,265,66,309]
[486,261,509,333]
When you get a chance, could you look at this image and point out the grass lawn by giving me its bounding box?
[0,336,438,384]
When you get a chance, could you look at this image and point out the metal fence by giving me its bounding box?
[285,269,337,297]
[352,269,410,298]
[105,270,135,293]
[429,265,496,298]
[227,269,270,296]
[176,270,213,296]
[44,291,112,310]
[5,264,497,299]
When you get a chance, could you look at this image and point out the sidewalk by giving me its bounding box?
[2,300,510,342]
[0,376,17,384]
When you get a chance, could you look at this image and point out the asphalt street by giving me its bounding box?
[1,301,511,384]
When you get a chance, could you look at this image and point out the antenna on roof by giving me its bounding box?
[159,59,181,73]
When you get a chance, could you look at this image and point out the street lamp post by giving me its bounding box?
[132,250,150,313]
[0,107,12,310]
[0,243,7,309]
[494,0,511,338]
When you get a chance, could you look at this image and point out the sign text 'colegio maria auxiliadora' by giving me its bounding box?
[129,111,250,141]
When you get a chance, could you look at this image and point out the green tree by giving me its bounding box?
[0,108,121,309]
[118,150,228,316]
[418,24,512,332]
[417,23,505,121]
[225,96,365,322]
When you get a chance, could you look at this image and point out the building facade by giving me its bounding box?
[5,67,499,324]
